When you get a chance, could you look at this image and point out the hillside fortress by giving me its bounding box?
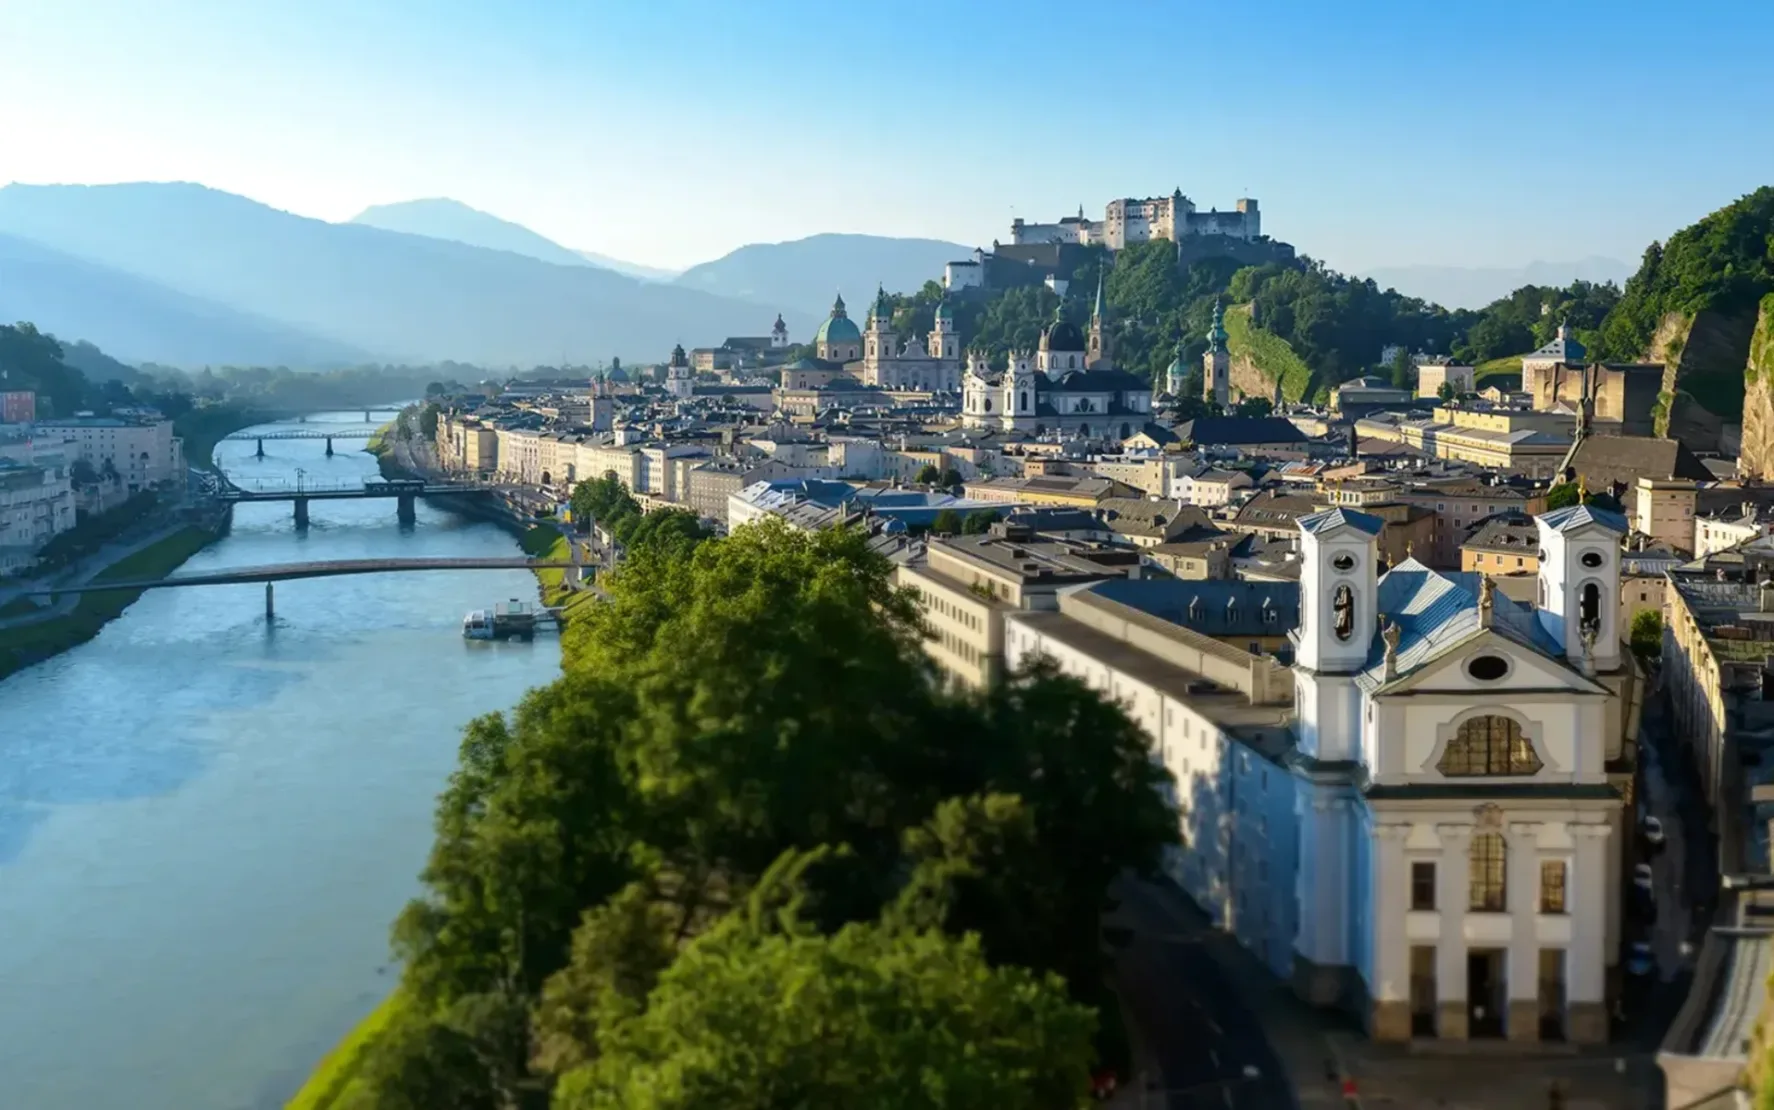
[1012,190,1261,250]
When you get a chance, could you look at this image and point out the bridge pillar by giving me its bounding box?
[265,582,275,621]
[325,436,334,457]
[364,410,372,423]
[293,497,310,529]
[255,438,265,459]
[397,493,417,525]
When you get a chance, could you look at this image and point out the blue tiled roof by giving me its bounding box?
[1537,504,1628,535]
[1298,507,1384,536]
[1355,558,1561,691]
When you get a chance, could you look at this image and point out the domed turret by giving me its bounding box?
[668,343,689,367]
[1040,304,1085,353]
[813,291,863,360]
[935,296,954,323]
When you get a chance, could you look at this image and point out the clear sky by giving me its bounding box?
[0,0,1768,273]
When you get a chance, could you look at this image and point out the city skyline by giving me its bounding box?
[1,0,1770,274]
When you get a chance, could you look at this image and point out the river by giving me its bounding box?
[0,412,562,1110]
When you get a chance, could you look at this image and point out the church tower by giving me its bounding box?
[1202,300,1230,407]
[865,286,897,365]
[665,343,694,400]
[1164,341,1187,398]
[929,297,959,361]
[1535,503,1626,673]
[1087,273,1110,369]
[771,314,788,348]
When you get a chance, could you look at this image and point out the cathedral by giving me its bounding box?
[1287,504,1628,1043]
[859,288,963,392]
[960,275,1155,439]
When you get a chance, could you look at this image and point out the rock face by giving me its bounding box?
[1650,306,1759,452]
[1737,296,1774,479]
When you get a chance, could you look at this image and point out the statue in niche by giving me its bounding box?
[1332,583,1355,642]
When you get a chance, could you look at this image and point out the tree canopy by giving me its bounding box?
[354,517,1175,1108]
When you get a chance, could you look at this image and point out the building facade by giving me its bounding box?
[36,415,185,492]
[859,288,963,392]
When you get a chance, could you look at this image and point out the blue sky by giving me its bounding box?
[0,0,1768,273]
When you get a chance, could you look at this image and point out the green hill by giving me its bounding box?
[1223,302,1313,402]
[1474,355,1524,390]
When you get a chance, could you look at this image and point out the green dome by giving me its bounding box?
[935,297,954,322]
[815,292,863,347]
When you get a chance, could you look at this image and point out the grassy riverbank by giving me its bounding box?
[0,525,219,680]
[283,989,409,1110]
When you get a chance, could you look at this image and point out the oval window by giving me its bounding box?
[1332,554,1356,572]
[1467,655,1509,681]
[1580,551,1604,568]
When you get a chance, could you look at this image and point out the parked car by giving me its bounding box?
[1642,815,1666,848]
[1626,942,1656,977]
[1633,863,1655,894]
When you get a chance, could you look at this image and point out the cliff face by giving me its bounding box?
[1737,296,1774,478]
[1222,303,1314,404]
[1650,306,1758,451]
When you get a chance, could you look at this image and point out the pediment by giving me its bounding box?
[1373,626,1611,698]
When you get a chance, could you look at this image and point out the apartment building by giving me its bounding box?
[36,414,185,492]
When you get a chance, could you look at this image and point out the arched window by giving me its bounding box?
[1332,584,1354,641]
[1019,392,1029,411]
[1580,582,1601,631]
[1437,715,1542,776]
[1468,831,1507,911]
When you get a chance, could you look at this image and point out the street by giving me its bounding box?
[1109,878,1298,1110]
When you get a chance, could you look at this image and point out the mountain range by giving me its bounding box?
[351,198,679,281]
[1359,257,1633,310]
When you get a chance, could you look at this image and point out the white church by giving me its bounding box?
[1007,502,1632,1045]
[1286,503,1628,1044]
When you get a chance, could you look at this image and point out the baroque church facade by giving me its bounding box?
[960,276,1155,439]
[808,291,963,393]
[1288,504,1628,1043]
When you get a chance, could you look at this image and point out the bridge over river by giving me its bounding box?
[217,477,490,525]
[29,557,582,619]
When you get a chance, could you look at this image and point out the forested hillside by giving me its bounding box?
[884,240,1621,404]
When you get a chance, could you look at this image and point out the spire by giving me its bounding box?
[832,291,847,317]
[1092,271,1106,322]
[1206,299,1228,354]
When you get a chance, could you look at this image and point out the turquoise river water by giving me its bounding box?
[0,412,561,1110]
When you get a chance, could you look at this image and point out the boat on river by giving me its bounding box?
[463,599,538,641]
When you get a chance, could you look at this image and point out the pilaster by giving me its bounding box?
[1570,823,1613,1006]
[1434,822,1471,1039]
[1505,821,1542,1042]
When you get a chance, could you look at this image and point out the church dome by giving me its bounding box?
[935,297,954,322]
[1041,315,1085,353]
[669,343,689,367]
[814,292,862,347]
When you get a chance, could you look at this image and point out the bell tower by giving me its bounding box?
[1087,272,1110,368]
[1203,300,1230,408]
[1535,503,1626,673]
[1292,507,1383,764]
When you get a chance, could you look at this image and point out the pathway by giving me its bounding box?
[0,518,201,629]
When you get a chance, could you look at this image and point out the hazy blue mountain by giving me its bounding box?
[351,197,591,268]
[0,231,369,368]
[575,250,681,282]
[674,233,973,314]
[1360,257,1633,310]
[0,183,812,366]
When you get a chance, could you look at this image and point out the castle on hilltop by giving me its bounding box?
[1012,190,1261,249]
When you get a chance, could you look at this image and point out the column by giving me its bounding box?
[1505,822,1543,1042]
[1568,823,1614,1043]
[1370,823,1413,1041]
[293,497,309,528]
[1434,823,1471,1039]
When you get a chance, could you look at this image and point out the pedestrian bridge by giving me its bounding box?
[222,429,379,441]
[31,558,578,595]
[215,478,489,525]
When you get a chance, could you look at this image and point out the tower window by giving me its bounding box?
[1332,584,1354,642]
[1580,582,1601,632]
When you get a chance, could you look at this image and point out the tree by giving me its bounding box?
[1437,381,1457,402]
[418,402,441,441]
[425,381,448,397]
[1630,610,1664,660]
[940,467,963,489]
[1388,347,1416,392]
[1545,482,1580,510]
[552,864,1095,1110]
[962,511,996,535]
[930,508,963,535]
[1233,396,1274,418]
[914,463,942,485]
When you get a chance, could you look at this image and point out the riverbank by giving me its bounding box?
[283,990,410,1110]
[0,524,221,680]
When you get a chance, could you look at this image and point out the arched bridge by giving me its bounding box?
[31,558,578,595]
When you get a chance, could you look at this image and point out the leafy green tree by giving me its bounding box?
[552,863,1096,1110]
[425,381,447,396]
[418,402,441,441]
[1388,347,1416,391]
[1437,381,1457,402]
[940,467,963,488]
[961,511,996,535]
[1545,482,1580,510]
[914,463,942,485]
[1630,610,1663,660]
[930,509,963,535]
[1233,396,1274,418]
